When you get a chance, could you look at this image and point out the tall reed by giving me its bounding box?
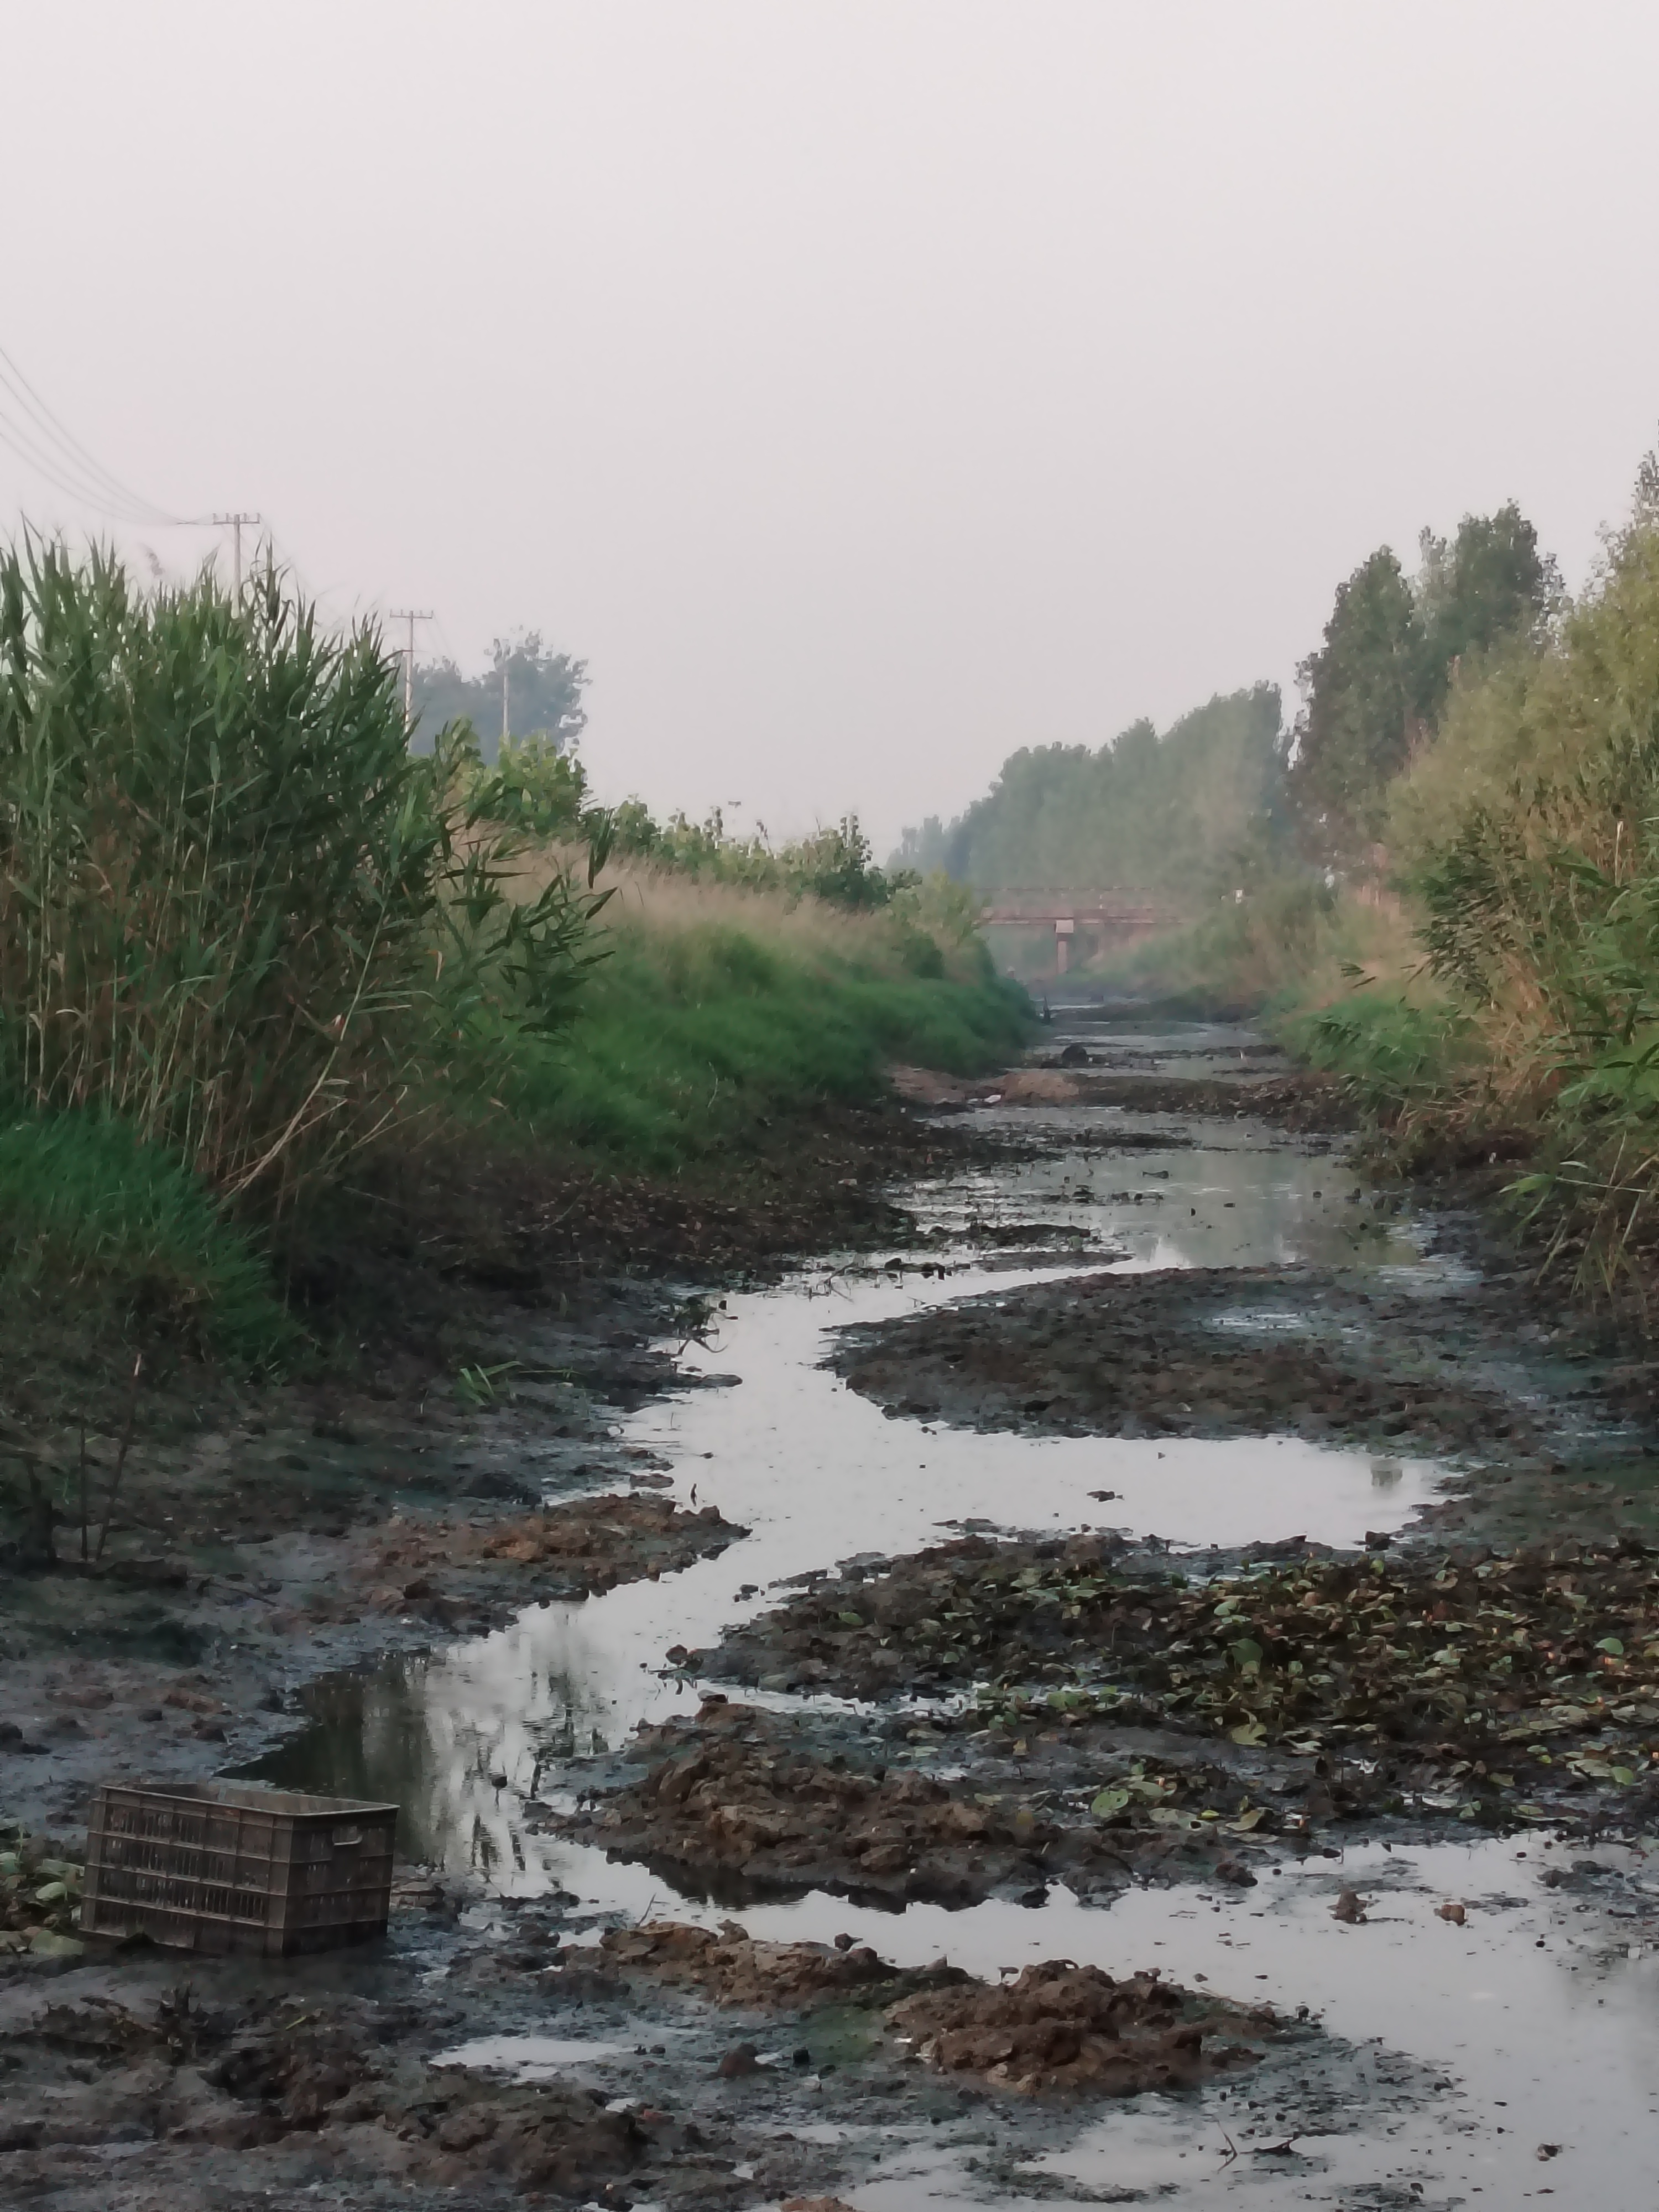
[0,542,608,1212]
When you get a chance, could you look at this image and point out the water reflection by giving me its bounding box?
[252,1069,1457,1886]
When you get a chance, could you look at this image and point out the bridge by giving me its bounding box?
[979,890,1180,973]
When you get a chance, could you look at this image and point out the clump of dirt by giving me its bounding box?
[829,1264,1542,1451]
[554,1699,1277,1904]
[0,1985,648,2203]
[887,1960,1270,2096]
[555,1699,1065,1905]
[599,1918,915,2008]
[706,1533,1659,1830]
[354,1493,747,1624]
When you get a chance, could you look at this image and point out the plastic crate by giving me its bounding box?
[81,1781,398,1956]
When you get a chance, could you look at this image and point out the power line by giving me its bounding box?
[0,395,173,526]
[0,342,185,526]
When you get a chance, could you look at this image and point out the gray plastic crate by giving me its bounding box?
[81,1780,398,1956]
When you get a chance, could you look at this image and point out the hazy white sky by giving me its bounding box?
[4,2,1657,849]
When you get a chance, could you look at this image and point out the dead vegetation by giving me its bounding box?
[707,1532,1659,1830]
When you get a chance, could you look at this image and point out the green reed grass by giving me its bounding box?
[505,915,1029,1172]
[0,1102,292,1365]
[0,541,609,1215]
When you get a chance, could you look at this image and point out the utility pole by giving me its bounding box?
[390,609,432,731]
[502,656,510,750]
[213,512,262,600]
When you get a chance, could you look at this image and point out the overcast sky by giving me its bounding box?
[4,2,1657,849]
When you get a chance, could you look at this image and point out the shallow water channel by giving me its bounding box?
[257,1018,1659,2207]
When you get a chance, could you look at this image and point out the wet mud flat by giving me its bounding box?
[828,1264,1553,1453]
[700,1531,1659,1847]
[15,1014,1659,2205]
[0,1876,1385,2212]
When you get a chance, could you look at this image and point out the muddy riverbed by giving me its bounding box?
[9,1010,1659,2209]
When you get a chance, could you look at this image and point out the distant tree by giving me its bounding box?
[410,630,587,761]
[889,816,950,874]
[1416,503,1558,704]
[906,685,1286,901]
[1288,504,1557,865]
[1286,549,1423,862]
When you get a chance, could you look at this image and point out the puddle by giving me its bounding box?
[254,1244,1444,1865]
[916,1121,1432,1277]
[431,2033,638,2080]
[247,1030,1659,2205]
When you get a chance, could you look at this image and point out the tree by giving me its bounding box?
[1417,503,1558,710]
[410,630,587,760]
[894,685,1287,900]
[1288,505,1557,867]
[1287,549,1423,862]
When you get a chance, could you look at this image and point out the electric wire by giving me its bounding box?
[0,341,186,525]
[0,399,172,526]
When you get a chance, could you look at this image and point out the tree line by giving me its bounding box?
[895,500,1559,900]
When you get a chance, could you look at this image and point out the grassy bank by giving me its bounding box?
[501,864,1027,1172]
[0,547,1029,1387]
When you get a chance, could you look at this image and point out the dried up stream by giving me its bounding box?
[254,1014,1659,2209]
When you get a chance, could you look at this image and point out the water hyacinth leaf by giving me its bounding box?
[1597,1637,1626,1656]
[1230,1637,1264,1667]
[1091,1788,1130,1816]
[837,1611,863,1627]
[1229,1718,1267,1746]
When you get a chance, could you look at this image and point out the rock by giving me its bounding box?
[717,2042,760,2078]
[1437,1901,1467,1925]
[1331,1890,1365,1923]
[1214,1858,1258,1887]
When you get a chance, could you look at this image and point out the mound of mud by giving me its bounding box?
[830,1264,1536,1450]
[555,1699,1275,1903]
[351,1493,748,1627]
[0,1989,646,2201]
[888,1961,1269,2096]
[600,1918,916,2007]
[554,1699,1061,1905]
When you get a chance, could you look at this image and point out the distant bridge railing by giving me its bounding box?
[978,891,1181,971]
[979,893,1180,927]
